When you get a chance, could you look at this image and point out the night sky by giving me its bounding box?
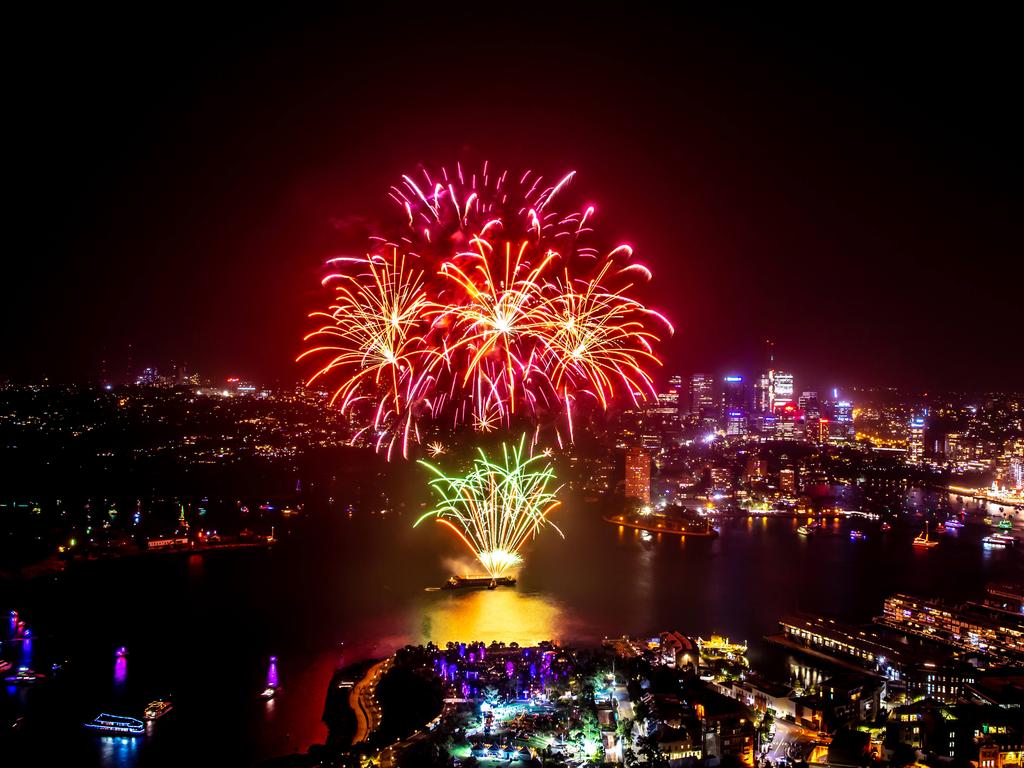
[9,8,1023,391]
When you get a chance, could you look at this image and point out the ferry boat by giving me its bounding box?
[4,666,45,684]
[797,524,817,536]
[83,713,145,736]
[944,519,964,529]
[985,532,1018,547]
[849,530,867,541]
[442,574,517,590]
[913,523,939,549]
[143,700,173,721]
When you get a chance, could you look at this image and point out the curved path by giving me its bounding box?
[350,658,391,745]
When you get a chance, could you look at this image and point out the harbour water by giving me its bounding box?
[1,489,1021,766]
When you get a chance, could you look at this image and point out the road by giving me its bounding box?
[763,718,819,766]
[350,658,392,745]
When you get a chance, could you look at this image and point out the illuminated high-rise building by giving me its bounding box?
[907,416,926,464]
[624,446,651,504]
[726,411,748,437]
[1011,457,1023,491]
[689,374,714,418]
[709,466,732,492]
[772,372,794,409]
[755,372,772,414]
[721,375,745,412]
[668,374,683,414]
[779,467,796,494]
[798,391,818,412]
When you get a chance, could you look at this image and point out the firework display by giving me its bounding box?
[300,162,672,458]
[414,436,563,577]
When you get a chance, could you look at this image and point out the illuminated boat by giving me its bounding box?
[443,575,516,590]
[83,713,145,736]
[997,519,1013,530]
[0,660,10,674]
[944,519,964,529]
[935,523,946,533]
[4,666,45,684]
[797,524,817,536]
[983,535,1010,548]
[990,533,1018,546]
[260,686,278,699]
[849,530,867,541]
[913,524,939,548]
[880,522,892,532]
[143,700,173,721]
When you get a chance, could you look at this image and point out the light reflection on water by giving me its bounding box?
[415,589,568,647]
[98,736,139,765]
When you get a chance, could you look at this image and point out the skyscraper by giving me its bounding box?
[669,374,683,415]
[689,374,714,418]
[772,372,794,408]
[624,447,651,504]
[721,375,748,436]
[907,416,926,464]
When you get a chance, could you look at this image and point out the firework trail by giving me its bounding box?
[414,435,563,577]
[300,162,673,457]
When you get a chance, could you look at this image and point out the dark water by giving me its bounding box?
[2,491,1021,766]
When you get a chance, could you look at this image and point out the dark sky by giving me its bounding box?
[8,8,1023,392]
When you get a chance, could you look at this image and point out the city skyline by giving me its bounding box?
[4,8,1022,767]
[8,8,1023,390]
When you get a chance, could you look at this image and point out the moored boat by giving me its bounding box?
[143,700,173,721]
[83,713,145,736]
[913,523,939,548]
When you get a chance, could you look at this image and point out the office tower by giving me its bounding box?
[689,374,714,417]
[668,374,683,414]
[625,446,651,504]
[756,372,772,413]
[772,371,794,408]
[907,416,926,464]
[779,468,796,494]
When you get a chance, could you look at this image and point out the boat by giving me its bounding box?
[143,700,173,721]
[944,519,964,529]
[4,666,45,684]
[442,575,516,590]
[983,535,1010,548]
[260,686,278,699]
[997,519,1013,530]
[989,533,1018,546]
[797,524,817,536]
[0,660,11,674]
[880,522,892,532]
[83,713,145,736]
[935,523,946,533]
[913,523,939,549]
[849,530,867,541]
